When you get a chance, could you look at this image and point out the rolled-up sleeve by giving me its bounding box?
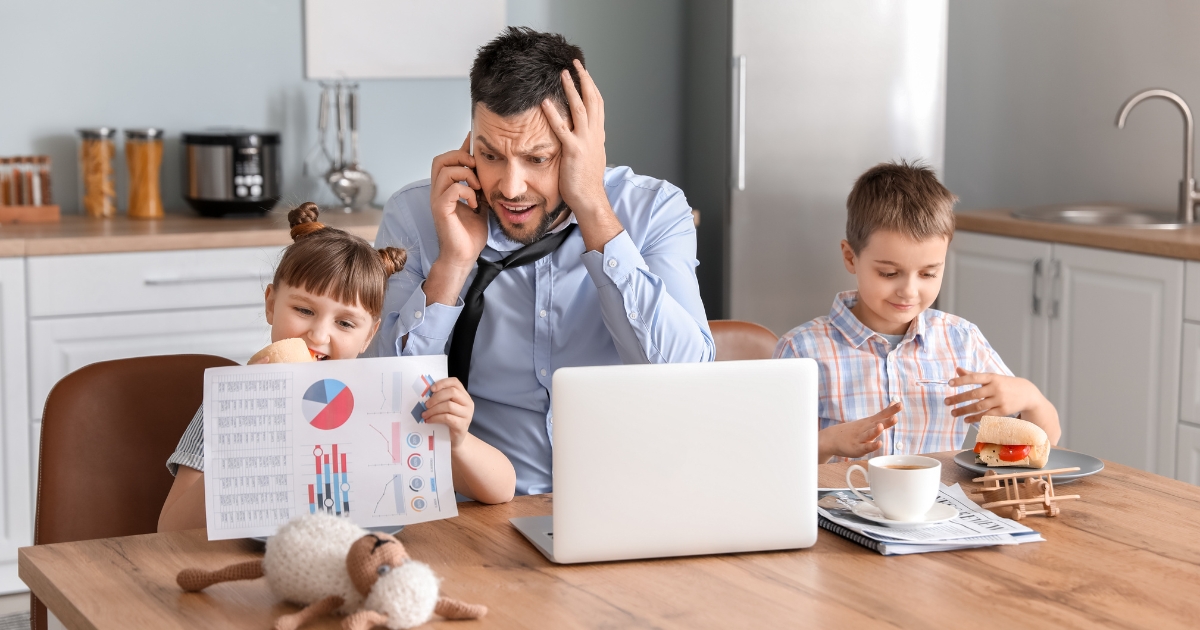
[580,185,714,364]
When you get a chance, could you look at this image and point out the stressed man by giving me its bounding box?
[371,27,713,495]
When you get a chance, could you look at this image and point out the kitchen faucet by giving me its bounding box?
[1117,88,1199,224]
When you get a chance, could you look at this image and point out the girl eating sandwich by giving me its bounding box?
[157,203,516,532]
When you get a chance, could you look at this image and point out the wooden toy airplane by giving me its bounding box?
[969,467,1081,520]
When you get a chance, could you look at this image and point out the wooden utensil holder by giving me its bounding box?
[0,204,60,224]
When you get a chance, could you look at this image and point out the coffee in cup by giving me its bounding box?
[845,455,941,522]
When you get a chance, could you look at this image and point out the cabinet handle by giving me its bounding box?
[1050,259,1062,319]
[144,273,263,286]
[735,54,746,191]
[1032,258,1043,316]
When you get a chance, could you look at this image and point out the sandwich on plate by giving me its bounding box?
[971,416,1050,468]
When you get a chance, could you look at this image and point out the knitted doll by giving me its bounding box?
[177,513,486,630]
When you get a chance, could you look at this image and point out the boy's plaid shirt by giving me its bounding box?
[774,291,1013,461]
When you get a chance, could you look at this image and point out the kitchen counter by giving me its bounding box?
[955,208,1200,261]
[0,209,383,257]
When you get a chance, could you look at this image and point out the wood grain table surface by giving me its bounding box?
[19,451,1200,629]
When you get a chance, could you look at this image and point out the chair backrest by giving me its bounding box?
[32,354,236,630]
[708,320,779,361]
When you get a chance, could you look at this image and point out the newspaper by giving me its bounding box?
[817,483,1044,555]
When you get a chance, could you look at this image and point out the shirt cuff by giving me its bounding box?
[580,230,647,289]
[394,284,463,346]
[166,451,203,477]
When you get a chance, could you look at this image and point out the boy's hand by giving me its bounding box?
[818,402,901,463]
[944,367,1045,424]
[421,377,474,449]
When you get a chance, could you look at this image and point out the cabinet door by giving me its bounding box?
[942,232,1052,390]
[28,306,270,423]
[1048,244,1183,476]
[0,258,31,594]
[1178,423,1200,485]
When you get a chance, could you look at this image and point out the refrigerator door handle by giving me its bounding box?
[736,54,746,191]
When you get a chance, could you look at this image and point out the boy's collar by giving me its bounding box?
[829,291,928,349]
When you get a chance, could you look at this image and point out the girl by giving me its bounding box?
[158,204,515,532]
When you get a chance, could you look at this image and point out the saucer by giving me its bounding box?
[851,501,957,528]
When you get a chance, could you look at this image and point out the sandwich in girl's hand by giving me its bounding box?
[248,338,317,364]
[972,416,1050,468]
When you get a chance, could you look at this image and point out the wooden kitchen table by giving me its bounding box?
[19,452,1200,629]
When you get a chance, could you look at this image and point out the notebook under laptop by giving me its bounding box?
[511,359,819,564]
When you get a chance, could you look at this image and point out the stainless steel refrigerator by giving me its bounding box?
[689,0,948,333]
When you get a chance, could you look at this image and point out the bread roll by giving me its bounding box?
[975,416,1050,468]
[249,338,315,365]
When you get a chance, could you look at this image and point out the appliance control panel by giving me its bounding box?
[234,148,263,198]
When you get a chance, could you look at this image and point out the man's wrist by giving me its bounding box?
[425,259,473,306]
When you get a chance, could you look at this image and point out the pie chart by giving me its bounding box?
[302,379,354,430]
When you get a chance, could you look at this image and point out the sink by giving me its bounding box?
[1011,204,1187,229]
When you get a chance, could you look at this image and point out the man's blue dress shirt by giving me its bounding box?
[371,166,714,495]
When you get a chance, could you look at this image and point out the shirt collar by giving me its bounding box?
[828,290,928,350]
[486,209,578,253]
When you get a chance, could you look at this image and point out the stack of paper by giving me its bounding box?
[817,483,1044,555]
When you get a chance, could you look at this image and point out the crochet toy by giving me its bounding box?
[177,513,486,630]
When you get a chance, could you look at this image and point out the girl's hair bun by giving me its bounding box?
[288,202,326,241]
[378,247,408,276]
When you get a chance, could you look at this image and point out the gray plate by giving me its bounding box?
[251,524,403,544]
[953,448,1104,483]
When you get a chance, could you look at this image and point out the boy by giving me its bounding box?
[774,161,1060,463]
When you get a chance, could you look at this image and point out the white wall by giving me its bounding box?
[0,0,683,214]
[946,0,1200,212]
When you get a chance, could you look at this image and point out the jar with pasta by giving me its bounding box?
[125,128,164,219]
[0,157,12,206]
[78,127,117,217]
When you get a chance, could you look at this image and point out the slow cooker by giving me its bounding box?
[182,130,281,216]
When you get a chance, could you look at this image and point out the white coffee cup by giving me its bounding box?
[845,455,941,522]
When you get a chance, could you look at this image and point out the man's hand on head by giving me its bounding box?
[542,59,624,252]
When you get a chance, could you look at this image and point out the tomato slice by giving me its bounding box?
[973,441,988,454]
[998,444,1031,462]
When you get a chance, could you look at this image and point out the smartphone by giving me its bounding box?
[468,124,484,214]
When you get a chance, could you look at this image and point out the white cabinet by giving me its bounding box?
[1178,423,1200,485]
[0,258,32,594]
[28,306,270,422]
[1048,244,1182,477]
[945,233,1184,478]
[942,232,1052,390]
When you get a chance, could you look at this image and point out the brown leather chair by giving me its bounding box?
[708,320,779,361]
[31,354,237,630]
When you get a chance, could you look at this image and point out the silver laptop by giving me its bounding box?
[511,359,818,564]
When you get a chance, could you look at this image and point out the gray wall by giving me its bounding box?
[946,0,1200,212]
[0,0,684,214]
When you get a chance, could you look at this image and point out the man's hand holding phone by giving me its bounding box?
[425,133,489,307]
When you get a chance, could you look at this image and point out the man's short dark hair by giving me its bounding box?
[470,27,585,121]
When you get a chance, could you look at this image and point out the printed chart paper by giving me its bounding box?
[202,355,457,540]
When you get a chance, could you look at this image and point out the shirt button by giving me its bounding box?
[607,259,618,268]
[540,369,547,377]
[539,309,547,318]
[413,311,423,319]
[895,443,905,452]
[629,311,638,320]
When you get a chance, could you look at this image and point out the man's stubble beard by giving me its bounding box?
[480,191,570,246]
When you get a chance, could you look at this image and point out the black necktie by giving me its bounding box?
[447,223,577,389]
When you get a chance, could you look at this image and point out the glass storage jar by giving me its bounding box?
[125,128,163,219]
[78,127,117,217]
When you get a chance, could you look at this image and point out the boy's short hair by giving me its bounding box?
[845,161,957,253]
